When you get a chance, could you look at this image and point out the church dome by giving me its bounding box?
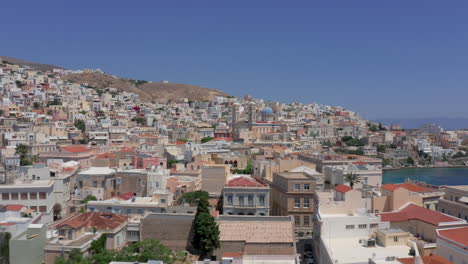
[261,107,273,115]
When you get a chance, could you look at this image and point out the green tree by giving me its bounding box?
[406,157,415,166]
[0,232,11,264]
[344,172,361,189]
[201,136,214,143]
[33,102,40,109]
[16,144,33,166]
[192,197,220,257]
[178,191,209,206]
[89,234,106,254]
[81,195,97,204]
[74,120,86,132]
[377,145,386,153]
[132,117,145,125]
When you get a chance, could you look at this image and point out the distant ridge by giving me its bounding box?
[63,72,230,102]
[1,56,231,102]
[0,56,64,72]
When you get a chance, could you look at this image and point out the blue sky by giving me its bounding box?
[2,0,468,119]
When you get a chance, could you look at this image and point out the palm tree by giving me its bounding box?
[344,172,361,189]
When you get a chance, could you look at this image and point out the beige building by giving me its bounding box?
[378,203,467,256]
[437,185,468,221]
[269,172,316,238]
[213,215,297,263]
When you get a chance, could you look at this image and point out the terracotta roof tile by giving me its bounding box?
[54,212,127,230]
[378,203,461,226]
[6,204,23,211]
[334,184,353,193]
[437,226,468,249]
[382,183,432,193]
[398,256,453,264]
[226,177,265,187]
[62,145,90,153]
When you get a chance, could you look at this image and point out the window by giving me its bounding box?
[303,216,310,226]
[294,184,301,190]
[107,207,112,212]
[93,180,98,187]
[39,206,47,213]
[374,210,379,213]
[294,216,300,225]
[259,195,265,206]
[458,213,462,218]
[304,184,310,190]
[39,192,47,199]
[304,198,310,208]
[294,198,300,208]
[370,223,379,228]
[248,195,254,207]
[1,193,9,200]
[346,225,355,229]
[239,196,244,206]
[30,192,37,199]
[358,224,367,229]
[126,209,132,214]
[11,193,18,200]
[394,236,399,242]
[442,208,445,213]
[161,199,166,204]
[227,195,233,205]
[30,206,37,212]
[137,209,144,214]
[21,193,28,200]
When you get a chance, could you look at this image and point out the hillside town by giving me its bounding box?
[0,58,468,264]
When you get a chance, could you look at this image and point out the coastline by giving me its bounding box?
[383,165,468,171]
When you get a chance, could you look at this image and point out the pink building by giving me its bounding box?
[132,153,166,169]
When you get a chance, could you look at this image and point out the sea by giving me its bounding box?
[383,168,468,186]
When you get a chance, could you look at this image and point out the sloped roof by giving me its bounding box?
[54,212,127,230]
[334,184,353,193]
[5,204,23,211]
[436,226,468,249]
[378,203,461,226]
[226,177,265,187]
[61,145,90,153]
[382,183,432,193]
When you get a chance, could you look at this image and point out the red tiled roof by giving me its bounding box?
[334,184,353,193]
[352,161,367,165]
[62,145,90,153]
[436,226,468,249]
[117,192,135,200]
[226,177,265,187]
[382,183,432,193]
[55,212,127,230]
[378,203,461,226]
[398,256,453,264]
[6,204,23,211]
[0,223,15,226]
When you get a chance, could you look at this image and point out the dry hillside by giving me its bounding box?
[0,56,63,72]
[64,72,230,102]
